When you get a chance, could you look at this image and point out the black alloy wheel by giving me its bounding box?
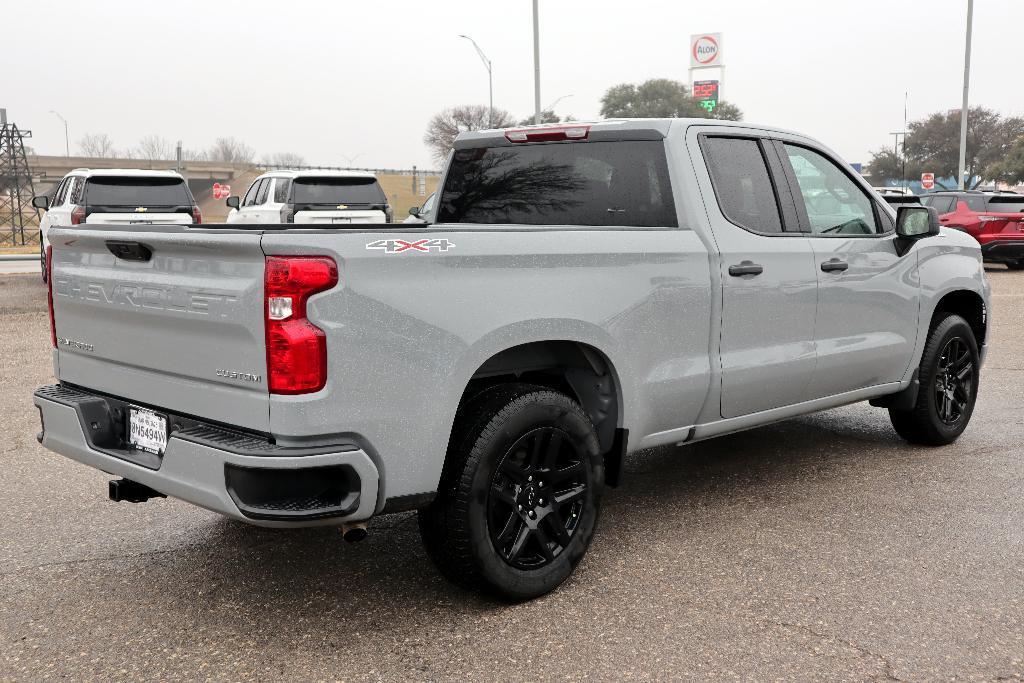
[933,337,974,426]
[488,427,588,570]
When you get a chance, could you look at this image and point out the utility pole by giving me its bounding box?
[957,0,974,190]
[49,110,69,157]
[532,0,541,125]
[890,131,907,189]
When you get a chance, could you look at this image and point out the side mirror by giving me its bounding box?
[226,196,240,210]
[896,205,940,238]
[32,195,49,210]
[408,206,420,217]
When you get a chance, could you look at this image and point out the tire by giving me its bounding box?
[1005,260,1024,271]
[889,314,979,446]
[418,383,604,601]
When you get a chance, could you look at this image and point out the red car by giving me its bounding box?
[920,191,1024,269]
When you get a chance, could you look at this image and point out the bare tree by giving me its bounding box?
[208,137,255,164]
[180,148,208,161]
[424,105,515,164]
[135,134,173,160]
[78,133,117,158]
[263,152,306,168]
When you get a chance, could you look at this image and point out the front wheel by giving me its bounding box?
[418,384,603,601]
[889,314,979,446]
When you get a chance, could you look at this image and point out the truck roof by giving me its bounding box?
[67,168,186,179]
[454,118,805,148]
[259,170,378,180]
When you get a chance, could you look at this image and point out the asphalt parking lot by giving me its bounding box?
[1,269,1021,681]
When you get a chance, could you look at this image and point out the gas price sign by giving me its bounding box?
[693,80,720,114]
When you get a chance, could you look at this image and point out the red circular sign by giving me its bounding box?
[692,35,720,65]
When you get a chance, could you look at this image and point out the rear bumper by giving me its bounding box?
[979,239,1024,262]
[34,384,379,527]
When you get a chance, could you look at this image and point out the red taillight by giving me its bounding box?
[505,124,590,143]
[264,256,338,394]
[70,206,85,225]
[46,245,56,348]
[191,205,203,224]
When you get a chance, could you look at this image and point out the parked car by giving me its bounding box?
[31,169,200,281]
[919,191,1024,269]
[403,192,435,223]
[36,119,990,600]
[226,170,392,224]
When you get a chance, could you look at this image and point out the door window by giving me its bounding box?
[255,178,271,205]
[784,144,879,235]
[52,178,70,207]
[700,137,784,233]
[922,196,955,214]
[242,179,263,207]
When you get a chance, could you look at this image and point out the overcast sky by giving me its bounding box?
[10,0,1023,170]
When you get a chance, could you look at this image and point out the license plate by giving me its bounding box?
[128,407,168,455]
[332,217,352,224]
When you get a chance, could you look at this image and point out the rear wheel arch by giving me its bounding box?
[451,341,625,484]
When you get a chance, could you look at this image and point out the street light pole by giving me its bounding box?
[544,94,573,115]
[532,0,541,125]
[957,0,974,190]
[459,35,493,126]
[49,110,69,157]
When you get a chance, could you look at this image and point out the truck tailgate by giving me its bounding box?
[49,227,270,433]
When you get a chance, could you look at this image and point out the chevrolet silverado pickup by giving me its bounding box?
[35,119,991,600]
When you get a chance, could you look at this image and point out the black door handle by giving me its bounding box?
[820,258,849,273]
[728,260,764,277]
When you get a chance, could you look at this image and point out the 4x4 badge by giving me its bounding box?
[366,238,455,254]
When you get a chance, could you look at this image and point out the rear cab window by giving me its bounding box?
[83,176,192,208]
[292,177,387,206]
[436,141,676,227]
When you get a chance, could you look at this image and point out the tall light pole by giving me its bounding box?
[459,34,493,126]
[532,0,541,125]
[49,110,69,157]
[544,94,573,115]
[957,0,974,190]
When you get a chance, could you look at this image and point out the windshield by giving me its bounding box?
[84,177,192,206]
[986,196,1024,213]
[291,177,386,205]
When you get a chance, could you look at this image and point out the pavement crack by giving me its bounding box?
[3,547,182,576]
[774,620,903,681]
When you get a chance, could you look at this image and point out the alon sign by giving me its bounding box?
[690,33,723,68]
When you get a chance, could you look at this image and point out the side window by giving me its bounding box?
[273,178,291,203]
[52,178,70,207]
[255,178,271,205]
[69,177,85,204]
[700,136,783,233]
[783,144,879,235]
[963,195,986,212]
[242,179,263,207]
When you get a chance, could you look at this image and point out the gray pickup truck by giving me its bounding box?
[35,119,990,600]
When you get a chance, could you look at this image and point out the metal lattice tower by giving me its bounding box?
[0,109,38,246]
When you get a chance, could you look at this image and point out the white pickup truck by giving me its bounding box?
[35,119,990,600]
